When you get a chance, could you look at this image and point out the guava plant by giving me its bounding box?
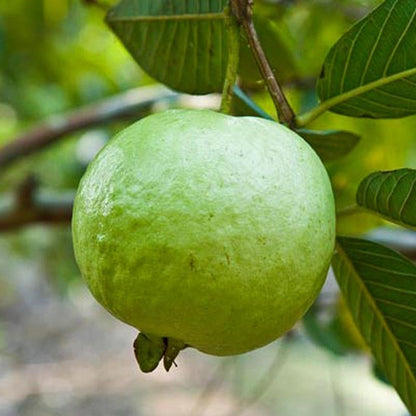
[4,0,416,413]
[73,0,416,411]
[99,0,416,412]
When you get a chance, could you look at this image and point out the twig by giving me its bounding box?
[230,0,296,128]
[0,86,178,170]
[0,76,312,172]
[16,175,38,210]
[220,10,241,114]
[0,178,74,232]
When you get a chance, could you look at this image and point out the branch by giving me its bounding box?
[0,177,74,232]
[230,0,296,128]
[0,86,178,170]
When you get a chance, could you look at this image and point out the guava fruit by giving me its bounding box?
[72,109,336,372]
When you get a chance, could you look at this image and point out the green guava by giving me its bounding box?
[72,109,336,372]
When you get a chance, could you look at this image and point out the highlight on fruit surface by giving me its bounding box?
[71,109,336,373]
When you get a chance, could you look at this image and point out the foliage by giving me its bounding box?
[317,0,416,119]
[357,169,416,228]
[333,237,416,412]
[2,0,416,413]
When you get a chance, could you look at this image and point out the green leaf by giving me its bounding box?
[373,360,391,386]
[297,129,360,162]
[106,1,296,95]
[106,0,229,94]
[356,169,416,228]
[232,85,275,120]
[317,0,416,118]
[333,237,416,414]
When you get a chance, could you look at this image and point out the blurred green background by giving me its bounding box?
[0,1,414,415]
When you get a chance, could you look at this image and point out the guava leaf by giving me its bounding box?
[317,0,416,118]
[297,129,360,162]
[356,169,416,228]
[106,1,296,95]
[333,237,416,414]
[232,85,275,120]
[106,0,229,94]
[373,360,391,386]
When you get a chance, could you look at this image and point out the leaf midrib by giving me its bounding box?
[297,66,416,126]
[336,240,416,390]
[107,12,227,22]
[328,66,416,109]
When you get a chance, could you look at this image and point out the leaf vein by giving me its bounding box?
[398,176,416,220]
[384,5,416,76]
[360,0,399,84]
[373,297,416,312]
[108,13,227,22]
[353,260,416,277]
[365,280,416,296]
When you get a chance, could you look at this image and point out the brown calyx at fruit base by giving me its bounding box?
[133,333,187,373]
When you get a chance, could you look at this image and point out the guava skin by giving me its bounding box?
[72,109,336,356]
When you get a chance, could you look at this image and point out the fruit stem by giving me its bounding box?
[220,8,241,115]
[230,0,296,128]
